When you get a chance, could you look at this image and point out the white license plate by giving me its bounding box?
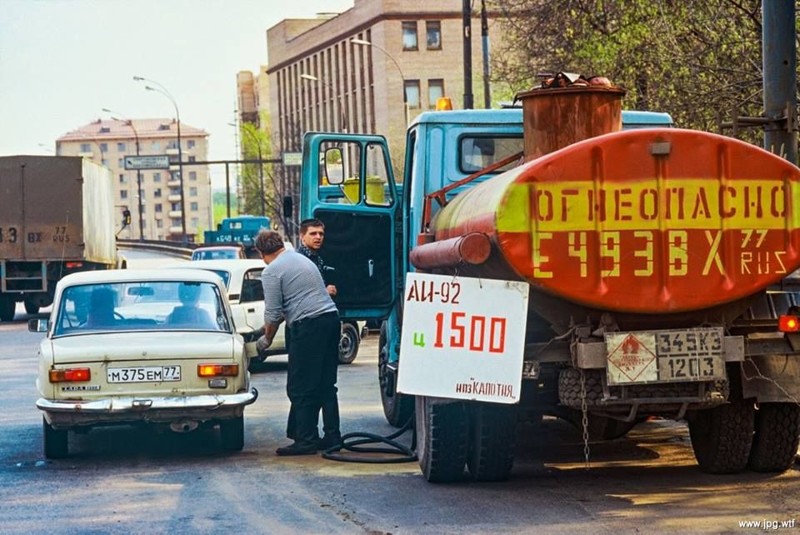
[605,328,725,385]
[107,366,181,383]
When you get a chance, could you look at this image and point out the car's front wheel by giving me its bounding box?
[219,416,244,451]
[43,417,69,459]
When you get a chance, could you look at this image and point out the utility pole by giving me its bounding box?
[762,0,797,165]
[462,0,474,109]
[481,0,491,109]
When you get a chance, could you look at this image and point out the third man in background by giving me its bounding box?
[297,218,336,297]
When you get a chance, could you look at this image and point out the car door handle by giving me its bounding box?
[368,259,374,277]
[246,308,255,313]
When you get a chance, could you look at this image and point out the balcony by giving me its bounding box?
[169,210,183,218]
[165,147,179,155]
[167,194,182,202]
[167,179,181,187]
[168,225,183,235]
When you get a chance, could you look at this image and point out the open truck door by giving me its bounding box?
[300,132,402,321]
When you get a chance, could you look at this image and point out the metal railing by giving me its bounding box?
[116,238,196,260]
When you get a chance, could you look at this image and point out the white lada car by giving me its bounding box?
[31,268,258,459]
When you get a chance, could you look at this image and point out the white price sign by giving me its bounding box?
[397,273,529,404]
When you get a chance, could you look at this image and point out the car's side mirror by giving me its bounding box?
[28,319,49,333]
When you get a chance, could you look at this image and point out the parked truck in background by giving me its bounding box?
[202,215,271,259]
[0,155,123,322]
[300,84,800,483]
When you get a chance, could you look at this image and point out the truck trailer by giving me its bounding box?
[0,156,122,321]
[299,83,800,482]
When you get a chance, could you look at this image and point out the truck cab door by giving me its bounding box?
[300,133,401,321]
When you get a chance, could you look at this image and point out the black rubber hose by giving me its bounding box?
[321,416,417,463]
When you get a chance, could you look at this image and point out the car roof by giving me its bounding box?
[193,245,243,251]
[59,268,227,286]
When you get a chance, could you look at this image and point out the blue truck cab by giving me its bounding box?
[300,107,674,427]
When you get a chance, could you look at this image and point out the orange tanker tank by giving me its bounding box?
[429,128,800,315]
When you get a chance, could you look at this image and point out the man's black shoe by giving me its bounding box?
[276,441,318,456]
[318,434,342,451]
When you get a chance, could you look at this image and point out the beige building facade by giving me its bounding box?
[56,119,211,242]
[236,0,505,232]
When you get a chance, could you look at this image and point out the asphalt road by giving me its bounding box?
[2,252,799,534]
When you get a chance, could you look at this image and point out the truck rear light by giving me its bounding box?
[65,262,84,269]
[197,364,239,377]
[779,315,800,332]
[49,368,91,383]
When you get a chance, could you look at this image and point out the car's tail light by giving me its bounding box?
[49,368,91,383]
[65,261,84,269]
[197,364,239,377]
[779,314,800,332]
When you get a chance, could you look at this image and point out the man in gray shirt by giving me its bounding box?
[255,230,341,455]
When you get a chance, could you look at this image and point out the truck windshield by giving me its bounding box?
[459,135,523,174]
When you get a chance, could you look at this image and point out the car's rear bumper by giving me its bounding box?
[37,388,258,428]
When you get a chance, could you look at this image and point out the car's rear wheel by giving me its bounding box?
[43,417,69,459]
[338,321,360,364]
[0,295,15,322]
[219,416,244,451]
[24,299,39,315]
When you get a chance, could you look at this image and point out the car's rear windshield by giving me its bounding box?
[53,281,229,336]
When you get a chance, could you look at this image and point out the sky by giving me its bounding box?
[0,0,354,189]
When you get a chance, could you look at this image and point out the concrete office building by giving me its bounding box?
[56,119,211,242]
[236,0,505,233]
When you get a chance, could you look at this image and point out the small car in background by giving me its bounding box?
[31,268,257,459]
[174,259,360,368]
[191,245,246,261]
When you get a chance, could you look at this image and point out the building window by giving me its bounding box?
[189,187,198,196]
[120,190,128,199]
[402,21,418,50]
[428,79,445,108]
[153,172,161,182]
[189,171,197,181]
[118,158,124,167]
[190,202,198,211]
[80,143,91,153]
[187,140,196,149]
[191,217,199,227]
[99,143,108,152]
[155,203,163,213]
[119,174,127,184]
[405,80,421,108]
[151,141,160,151]
[426,21,441,50]
[142,220,147,229]
[101,159,108,166]
[154,188,162,198]
[188,156,196,162]
[157,220,163,229]
[171,203,180,211]
[117,142,126,152]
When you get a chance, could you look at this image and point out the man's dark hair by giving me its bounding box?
[254,230,285,255]
[300,218,325,235]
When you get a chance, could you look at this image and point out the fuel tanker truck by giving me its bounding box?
[298,77,800,483]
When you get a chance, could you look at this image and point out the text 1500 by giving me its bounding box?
[433,312,507,353]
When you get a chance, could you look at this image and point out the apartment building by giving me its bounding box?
[56,118,211,242]
[236,0,505,233]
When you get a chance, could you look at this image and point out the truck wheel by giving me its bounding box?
[688,399,754,474]
[43,417,69,459]
[0,295,15,322]
[748,403,800,472]
[379,322,413,427]
[467,402,517,481]
[565,410,638,441]
[24,299,39,315]
[416,396,468,483]
[219,416,245,452]
[338,321,360,364]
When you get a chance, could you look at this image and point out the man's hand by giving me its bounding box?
[326,284,337,297]
[256,335,272,354]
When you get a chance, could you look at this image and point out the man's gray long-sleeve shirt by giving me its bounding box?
[261,249,338,327]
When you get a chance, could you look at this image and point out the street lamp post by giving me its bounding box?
[351,38,409,126]
[103,108,144,240]
[239,127,266,216]
[133,76,187,243]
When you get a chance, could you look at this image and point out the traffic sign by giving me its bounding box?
[124,155,171,170]
[282,152,302,166]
